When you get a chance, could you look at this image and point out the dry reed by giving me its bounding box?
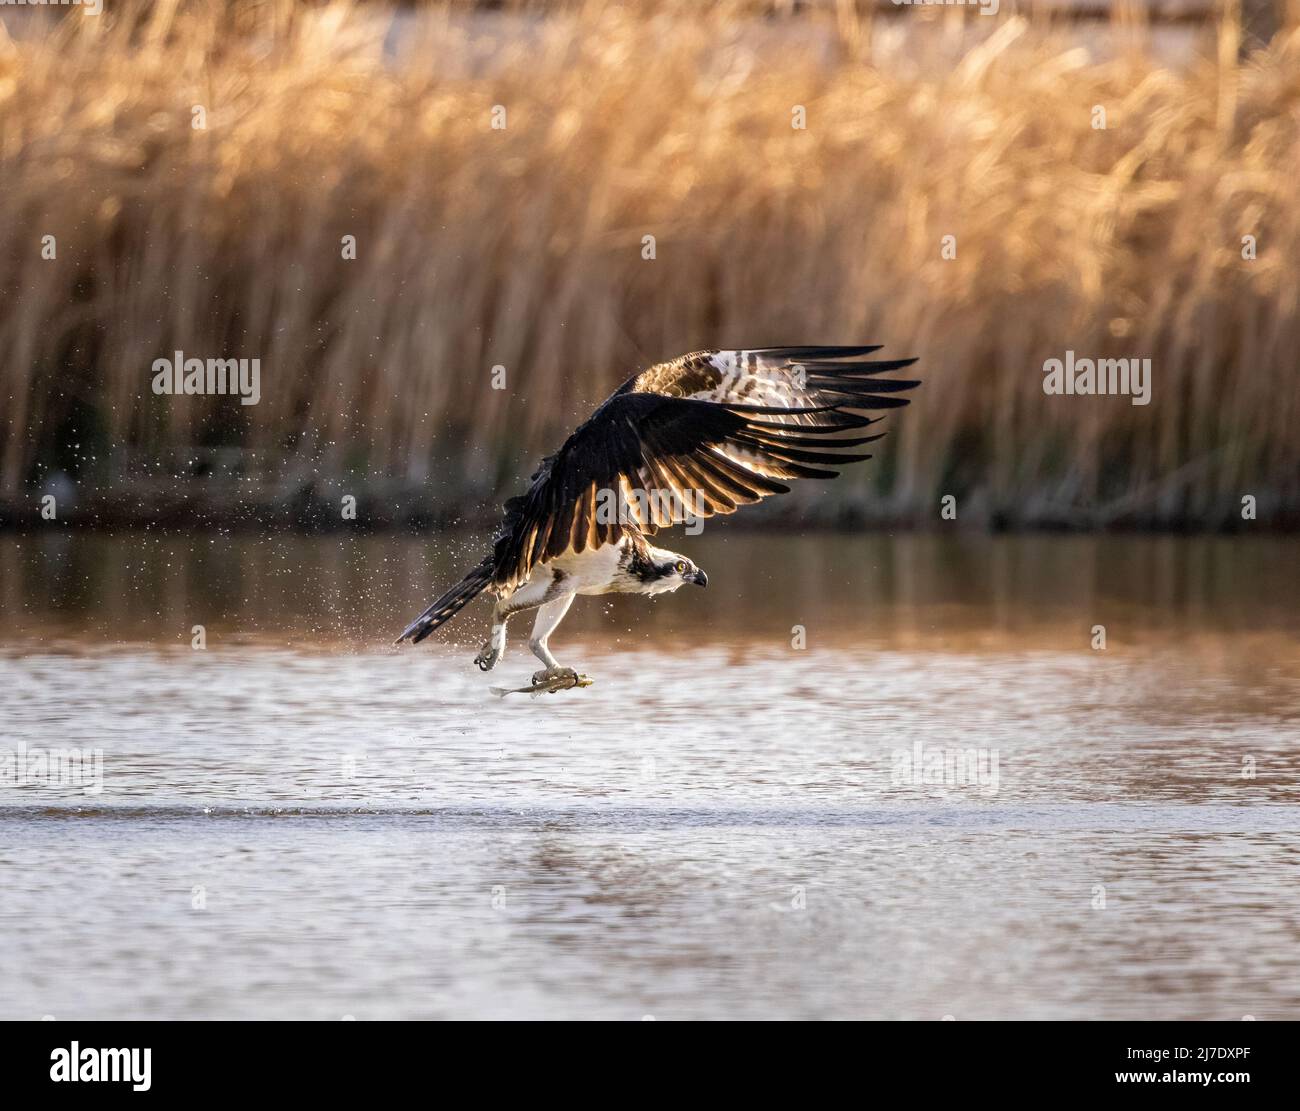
[0,0,1297,528]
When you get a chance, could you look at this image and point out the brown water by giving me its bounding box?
[1,531,1297,1019]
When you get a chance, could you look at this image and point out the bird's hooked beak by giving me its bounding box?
[688,568,708,587]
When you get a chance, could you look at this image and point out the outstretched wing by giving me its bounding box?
[628,346,917,419]
[490,346,919,590]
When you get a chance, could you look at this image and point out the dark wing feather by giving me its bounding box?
[490,346,919,590]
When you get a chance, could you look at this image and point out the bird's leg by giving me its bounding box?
[527,594,589,688]
[474,603,509,672]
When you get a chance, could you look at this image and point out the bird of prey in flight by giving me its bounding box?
[396,346,918,692]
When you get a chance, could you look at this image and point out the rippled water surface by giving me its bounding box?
[1,532,1297,1019]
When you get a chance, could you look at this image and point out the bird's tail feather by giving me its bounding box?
[395,558,494,645]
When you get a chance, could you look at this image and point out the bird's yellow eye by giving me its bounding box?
[675,561,687,573]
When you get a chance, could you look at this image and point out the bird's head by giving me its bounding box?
[656,551,707,590]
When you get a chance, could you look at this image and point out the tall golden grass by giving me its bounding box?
[0,0,1297,528]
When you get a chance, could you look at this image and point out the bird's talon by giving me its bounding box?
[530,667,591,691]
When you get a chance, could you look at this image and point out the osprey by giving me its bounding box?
[396,346,918,690]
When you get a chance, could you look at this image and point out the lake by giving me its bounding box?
[1,530,1297,1019]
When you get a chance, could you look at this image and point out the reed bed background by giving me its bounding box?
[0,0,1297,530]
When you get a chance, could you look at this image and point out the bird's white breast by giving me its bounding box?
[542,542,629,595]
